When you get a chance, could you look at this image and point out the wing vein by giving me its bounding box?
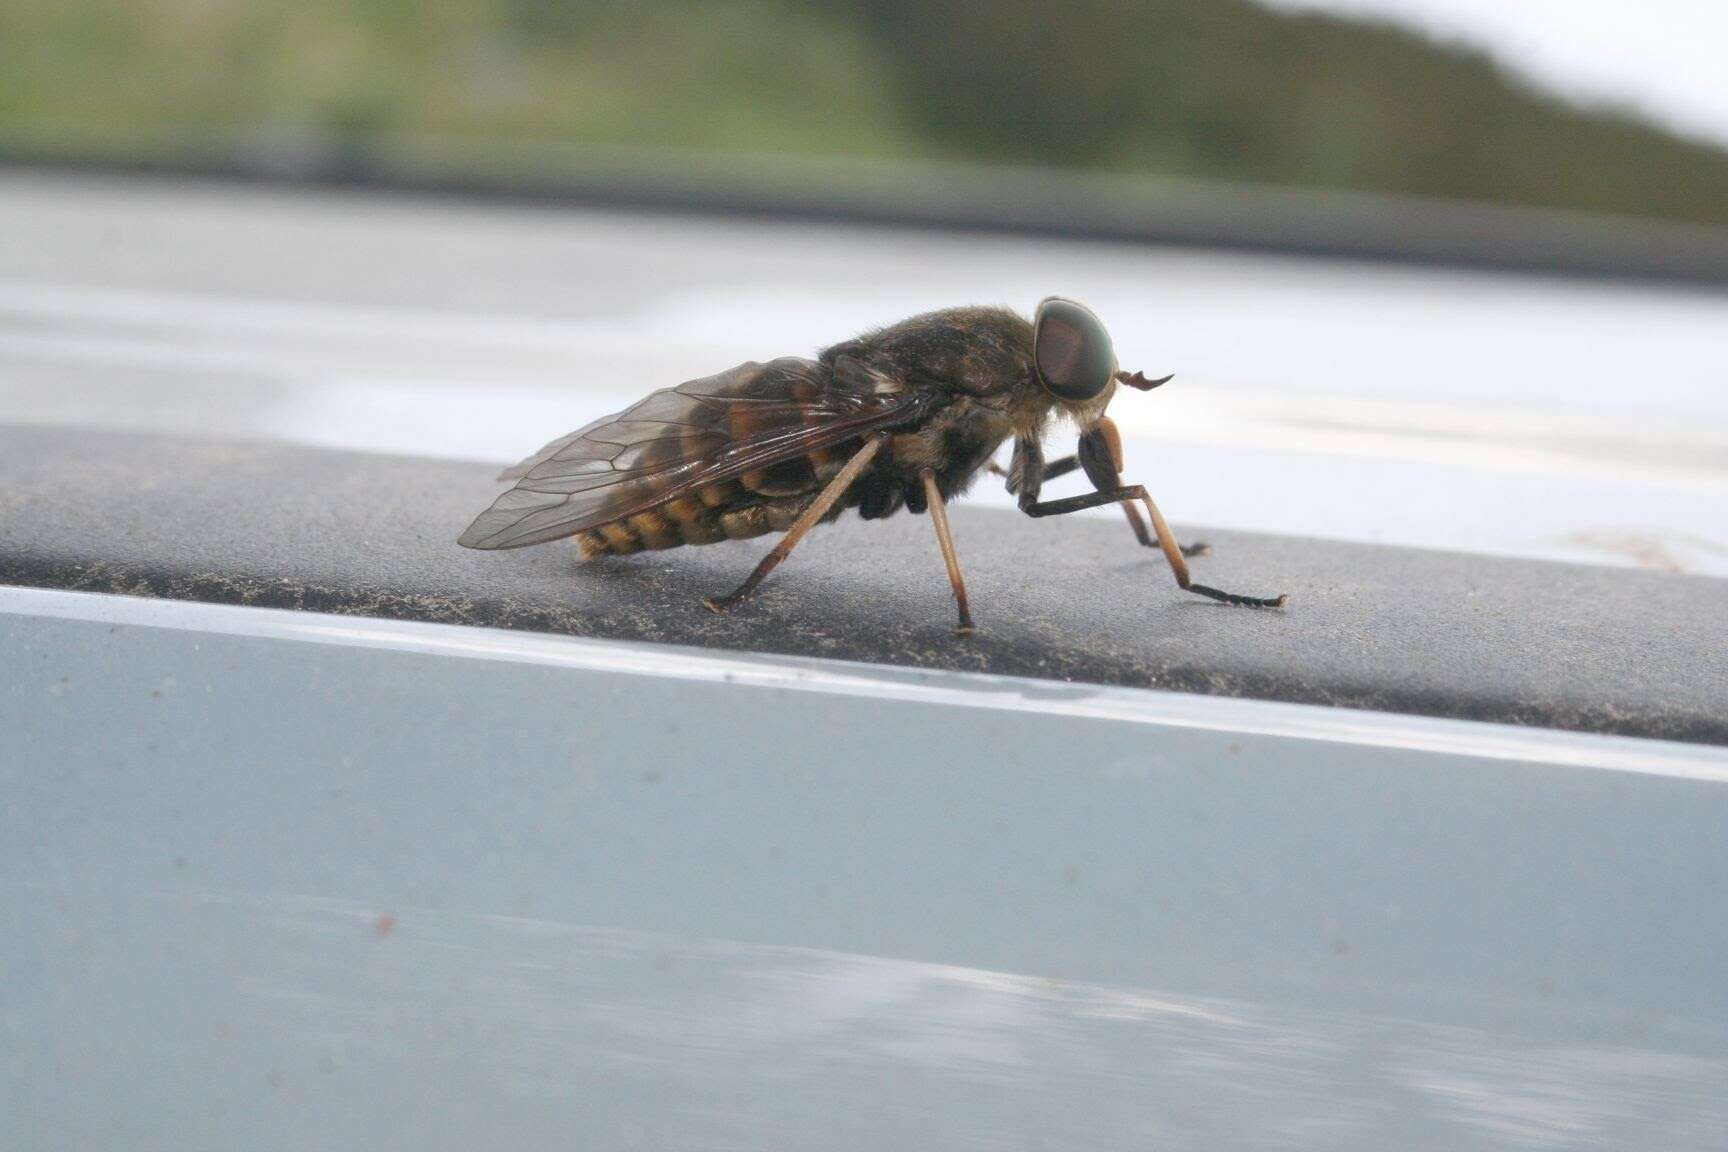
[459,358,930,550]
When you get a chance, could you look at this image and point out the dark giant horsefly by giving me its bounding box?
[460,298,1287,633]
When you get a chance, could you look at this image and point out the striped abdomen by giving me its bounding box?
[573,444,856,558]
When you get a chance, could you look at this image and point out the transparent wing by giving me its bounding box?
[458,356,928,550]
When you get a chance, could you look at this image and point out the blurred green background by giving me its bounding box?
[5,0,1728,226]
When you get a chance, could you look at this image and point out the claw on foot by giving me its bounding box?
[1189,583,1289,609]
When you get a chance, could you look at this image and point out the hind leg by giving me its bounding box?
[704,434,888,613]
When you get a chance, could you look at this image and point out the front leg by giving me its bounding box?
[1019,483,1286,608]
[1078,418,1211,557]
[999,430,1210,557]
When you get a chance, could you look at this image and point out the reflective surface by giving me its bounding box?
[4,589,1726,1149]
[12,890,1727,1151]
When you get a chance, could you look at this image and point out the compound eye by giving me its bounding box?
[1034,298,1115,402]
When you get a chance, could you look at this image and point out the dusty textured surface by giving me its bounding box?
[2,423,1725,743]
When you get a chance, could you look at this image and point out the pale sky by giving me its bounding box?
[1261,0,1728,148]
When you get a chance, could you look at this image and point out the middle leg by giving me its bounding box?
[920,468,975,635]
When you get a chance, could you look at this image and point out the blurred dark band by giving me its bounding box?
[8,137,1728,288]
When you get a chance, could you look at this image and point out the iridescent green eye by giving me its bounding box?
[1034,297,1115,402]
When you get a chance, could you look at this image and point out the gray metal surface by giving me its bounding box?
[4,587,1727,1151]
[11,145,1728,285]
[2,423,1726,744]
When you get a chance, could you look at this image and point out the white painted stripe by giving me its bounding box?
[5,583,1725,783]
[8,279,1725,479]
[0,280,617,350]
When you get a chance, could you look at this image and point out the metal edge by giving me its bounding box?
[7,583,1726,784]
